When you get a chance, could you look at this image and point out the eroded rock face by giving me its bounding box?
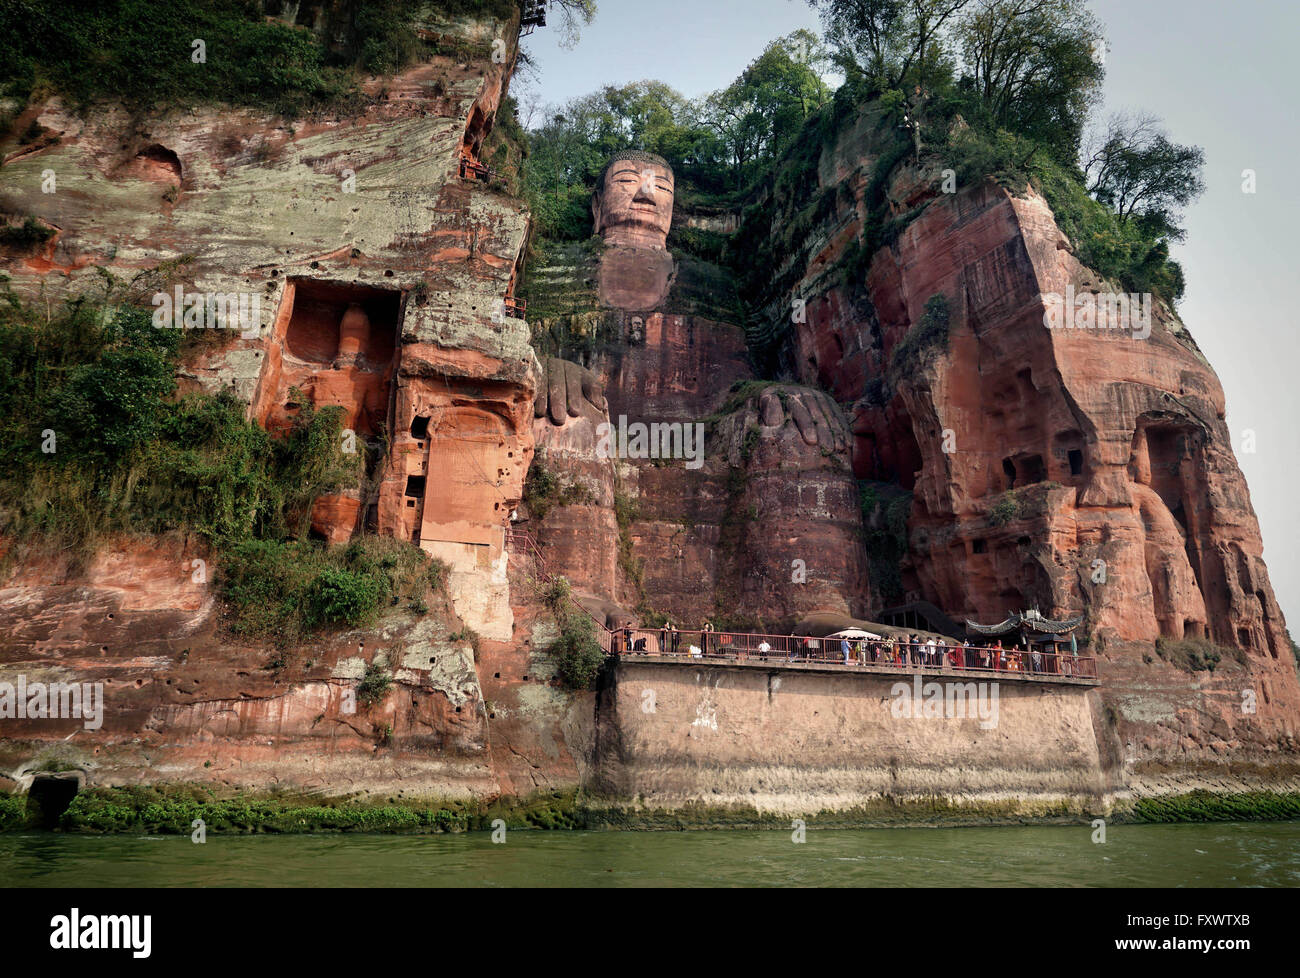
[0,537,497,797]
[771,117,1298,753]
[529,356,620,601]
[708,385,870,620]
[1,16,541,640]
[0,10,591,795]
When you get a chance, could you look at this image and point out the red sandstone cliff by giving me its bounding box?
[768,108,1299,767]
[0,6,592,802]
[0,10,1296,816]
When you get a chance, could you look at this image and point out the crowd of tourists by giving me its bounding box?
[615,623,1083,676]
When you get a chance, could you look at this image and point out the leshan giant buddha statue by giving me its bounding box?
[592,150,676,310]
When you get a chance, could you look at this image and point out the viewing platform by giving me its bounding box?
[503,529,1100,687]
[612,629,1100,687]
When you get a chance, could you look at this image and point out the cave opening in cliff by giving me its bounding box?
[1003,452,1045,486]
[27,774,80,828]
[126,143,182,185]
[461,105,490,166]
[265,277,402,443]
[1068,449,1083,476]
[282,279,400,369]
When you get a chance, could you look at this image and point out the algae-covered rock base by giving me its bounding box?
[4,786,1300,834]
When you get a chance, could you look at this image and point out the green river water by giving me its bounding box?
[3,821,1298,887]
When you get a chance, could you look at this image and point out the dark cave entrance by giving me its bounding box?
[27,773,81,828]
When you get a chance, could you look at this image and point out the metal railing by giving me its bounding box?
[610,628,1098,681]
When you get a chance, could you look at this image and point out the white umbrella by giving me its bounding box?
[826,628,882,641]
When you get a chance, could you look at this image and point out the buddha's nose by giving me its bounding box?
[633,180,656,204]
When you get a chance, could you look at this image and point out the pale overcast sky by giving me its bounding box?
[522,0,1298,630]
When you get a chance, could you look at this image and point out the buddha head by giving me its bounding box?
[592,151,675,249]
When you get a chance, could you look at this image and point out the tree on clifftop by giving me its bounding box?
[1082,112,1206,240]
[954,0,1104,161]
[809,0,977,91]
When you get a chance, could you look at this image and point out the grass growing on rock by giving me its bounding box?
[889,294,951,378]
[1153,637,1246,673]
[1131,790,1300,823]
[220,537,446,644]
[41,784,582,835]
[0,0,504,117]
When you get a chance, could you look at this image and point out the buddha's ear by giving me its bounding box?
[591,192,602,234]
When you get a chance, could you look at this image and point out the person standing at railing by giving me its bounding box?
[703,621,714,655]
[840,636,851,665]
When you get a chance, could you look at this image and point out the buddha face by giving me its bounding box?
[593,157,674,249]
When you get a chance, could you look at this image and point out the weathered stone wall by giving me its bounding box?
[595,659,1106,815]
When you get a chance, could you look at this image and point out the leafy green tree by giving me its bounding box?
[1082,112,1205,238]
[809,0,975,90]
[954,0,1104,161]
[704,31,833,185]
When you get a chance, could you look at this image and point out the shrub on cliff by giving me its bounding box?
[541,576,607,690]
[219,538,447,642]
[1154,637,1244,673]
[356,662,394,708]
[524,451,596,521]
[890,294,951,376]
[988,491,1020,527]
[0,217,56,247]
[310,568,386,626]
[551,613,606,691]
